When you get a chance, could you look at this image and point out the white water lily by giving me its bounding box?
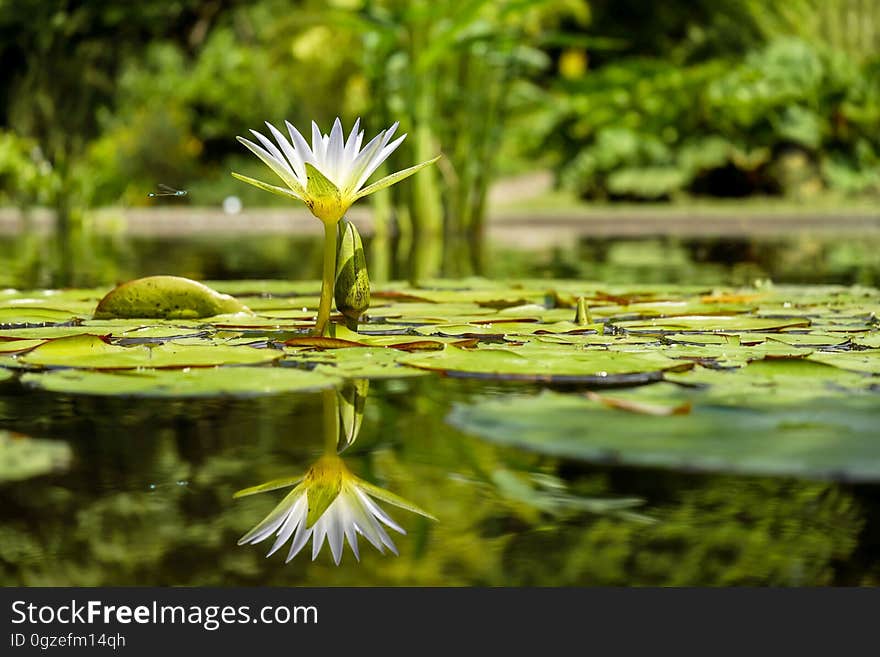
[233,117,439,225]
[236,454,435,565]
[232,117,439,336]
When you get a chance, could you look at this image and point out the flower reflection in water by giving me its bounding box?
[236,382,435,565]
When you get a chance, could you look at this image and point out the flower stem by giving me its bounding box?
[314,220,338,336]
[322,387,339,454]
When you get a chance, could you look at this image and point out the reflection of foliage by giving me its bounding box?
[501,478,864,586]
[0,379,875,586]
[0,430,71,483]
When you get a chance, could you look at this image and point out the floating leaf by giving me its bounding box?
[22,366,338,397]
[611,315,811,334]
[449,391,880,482]
[0,307,79,325]
[0,339,45,353]
[400,344,690,383]
[285,346,429,379]
[20,334,281,369]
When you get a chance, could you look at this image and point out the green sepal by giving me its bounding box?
[305,162,340,199]
[233,474,305,499]
[231,172,302,201]
[237,486,304,545]
[306,480,343,528]
[235,137,306,198]
[357,479,437,520]
[353,156,441,200]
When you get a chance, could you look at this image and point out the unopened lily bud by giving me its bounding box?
[334,218,371,331]
[575,296,593,325]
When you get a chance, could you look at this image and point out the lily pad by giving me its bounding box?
[0,307,80,325]
[610,315,811,334]
[22,366,339,397]
[19,334,281,369]
[284,346,429,379]
[0,339,46,353]
[449,391,880,482]
[399,344,690,383]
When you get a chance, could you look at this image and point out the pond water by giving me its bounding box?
[1,229,879,586]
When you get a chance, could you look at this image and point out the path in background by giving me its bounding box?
[2,171,878,247]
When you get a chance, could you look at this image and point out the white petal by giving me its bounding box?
[356,488,406,535]
[353,133,407,192]
[249,129,293,174]
[325,118,345,184]
[339,118,362,181]
[348,494,386,553]
[326,503,345,565]
[343,131,388,193]
[344,118,361,154]
[265,121,306,182]
[352,490,399,554]
[345,521,360,562]
[266,496,306,557]
[286,518,313,562]
[383,121,400,144]
[311,519,328,561]
[285,120,315,163]
[311,121,325,161]
[237,136,304,194]
[376,524,399,556]
[237,490,304,545]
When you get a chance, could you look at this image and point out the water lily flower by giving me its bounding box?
[234,118,438,225]
[236,454,435,565]
[232,118,440,335]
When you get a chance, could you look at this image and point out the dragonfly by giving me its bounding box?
[148,184,188,198]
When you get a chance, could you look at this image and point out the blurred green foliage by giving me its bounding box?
[526,0,880,200]
[538,36,880,200]
[0,0,878,238]
[0,132,56,209]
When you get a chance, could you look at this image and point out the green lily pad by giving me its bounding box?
[22,366,339,397]
[414,321,600,338]
[449,390,880,482]
[0,307,79,325]
[399,344,690,383]
[0,339,46,353]
[665,357,876,403]
[19,334,282,369]
[611,315,811,334]
[808,350,880,373]
[284,346,429,379]
[0,326,114,339]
